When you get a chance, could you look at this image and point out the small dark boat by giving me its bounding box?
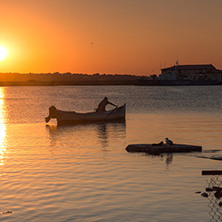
[45,104,126,125]
[126,143,202,155]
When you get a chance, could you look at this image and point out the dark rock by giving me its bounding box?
[201,192,209,198]
[213,186,222,191]
[215,190,222,199]
[206,187,214,192]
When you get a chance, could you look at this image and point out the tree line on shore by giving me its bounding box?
[0,72,140,85]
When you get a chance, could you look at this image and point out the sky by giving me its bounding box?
[1,0,222,75]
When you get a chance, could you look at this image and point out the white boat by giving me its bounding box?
[45,104,126,125]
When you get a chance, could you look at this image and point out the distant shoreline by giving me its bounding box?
[0,73,221,86]
[0,80,221,86]
[0,80,138,86]
[0,73,139,86]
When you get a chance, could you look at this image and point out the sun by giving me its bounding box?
[0,46,8,61]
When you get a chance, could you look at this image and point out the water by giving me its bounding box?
[0,85,222,221]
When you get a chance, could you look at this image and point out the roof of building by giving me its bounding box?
[161,64,216,71]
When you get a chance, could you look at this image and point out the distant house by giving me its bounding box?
[160,64,222,83]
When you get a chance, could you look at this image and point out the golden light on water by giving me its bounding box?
[0,88,7,166]
[0,125,6,166]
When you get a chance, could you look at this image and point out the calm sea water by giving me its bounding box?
[0,85,222,222]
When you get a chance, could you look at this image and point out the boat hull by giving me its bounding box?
[46,104,126,125]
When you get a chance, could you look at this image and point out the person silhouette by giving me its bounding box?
[96,97,117,112]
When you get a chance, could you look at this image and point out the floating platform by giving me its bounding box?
[126,144,202,155]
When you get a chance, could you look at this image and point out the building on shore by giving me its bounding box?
[137,64,222,86]
[160,64,222,83]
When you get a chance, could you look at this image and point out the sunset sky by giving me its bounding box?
[1,0,222,75]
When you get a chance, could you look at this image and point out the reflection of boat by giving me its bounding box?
[96,121,126,148]
[45,104,126,125]
[46,120,126,148]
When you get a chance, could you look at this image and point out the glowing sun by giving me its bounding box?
[0,46,8,61]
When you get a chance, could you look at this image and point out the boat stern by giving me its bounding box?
[45,106,58,123]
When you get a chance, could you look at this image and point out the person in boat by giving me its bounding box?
[96,97,118,112]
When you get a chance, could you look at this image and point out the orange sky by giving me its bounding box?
[1,0,222,75]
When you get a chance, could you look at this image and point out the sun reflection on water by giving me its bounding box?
[0,87,7,166]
